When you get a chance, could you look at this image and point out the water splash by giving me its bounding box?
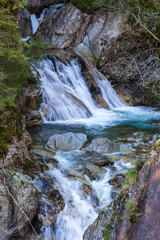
[38,56,125,122]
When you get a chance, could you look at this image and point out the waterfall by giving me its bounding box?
[38,55,125,122]
[31,9,47,35]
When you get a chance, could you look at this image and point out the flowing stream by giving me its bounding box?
[31,55,160,240]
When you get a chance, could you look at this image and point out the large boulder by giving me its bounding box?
[46,132,87,151]
[85,137,113,154]
[77,11,127,60]
[0,170,41,240]
[36,4,91,47]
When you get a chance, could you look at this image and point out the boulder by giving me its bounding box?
[46,132,87,151]
[36,4,91,47]
[85,137,113,154]
[84,164,106,180]
[109,174,125,189]
[0,170,41,240]
[33,174,65,237]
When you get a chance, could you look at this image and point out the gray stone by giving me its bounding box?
[84,164,106,180]
[0,170,40,240]
[83,204,113,240]
[119,143,134,153]
[85,137,113,153]
[36,4,91,47]
[46,132,87,151]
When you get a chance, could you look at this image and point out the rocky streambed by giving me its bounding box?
[28,119,160,240]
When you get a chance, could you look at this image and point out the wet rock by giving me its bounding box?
[32,148,55,159]
[81,184,99,206]
[83,204,113,240]
[94,156,114,167]
[119,143,134,154]
[152,134,160,144]
[36,4,91,47]
[67,169,99,204]
[84,164,106,180]
[109,174,125,189]
[46,132,87,151]
[85,137,113,154]
[33,174,65,236]
[0,170,41,240]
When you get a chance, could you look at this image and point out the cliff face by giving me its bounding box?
[111,145,160,240]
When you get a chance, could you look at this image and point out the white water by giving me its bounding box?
[31,8,47,35]
[38,56,125,122]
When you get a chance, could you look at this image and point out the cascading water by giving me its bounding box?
[38,56,125,122]
[32,54,160,240]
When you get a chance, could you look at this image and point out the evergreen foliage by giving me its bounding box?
[0,0,47,155]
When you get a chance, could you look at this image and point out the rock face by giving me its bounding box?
[0,170,40,240]
[46,132,87,151]
[18,8,32,37]
[17,87,43,127]
[85,137,113,153]
[37,4,91,47]
[77,11,127,60]
[111,146,160,240]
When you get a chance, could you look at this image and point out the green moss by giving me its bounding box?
[103,225,113,240]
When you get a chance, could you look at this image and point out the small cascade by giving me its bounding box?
[38,57,99,121]
[37,55,125,122]
[31,9,47,35]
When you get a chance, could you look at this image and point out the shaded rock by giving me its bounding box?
[36,4,91,47]
[32,148,55,159]
[109,174,125,189]
[46,132,87,151]
[17,87,43,127]
[85,137,113,154]
[0,170,40,240]
[33,174,65,236]
[18,8,32,37]
[84,164,106,180]
[94,156,114,167]
[2,133,33,174]
[27,0,64,15]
